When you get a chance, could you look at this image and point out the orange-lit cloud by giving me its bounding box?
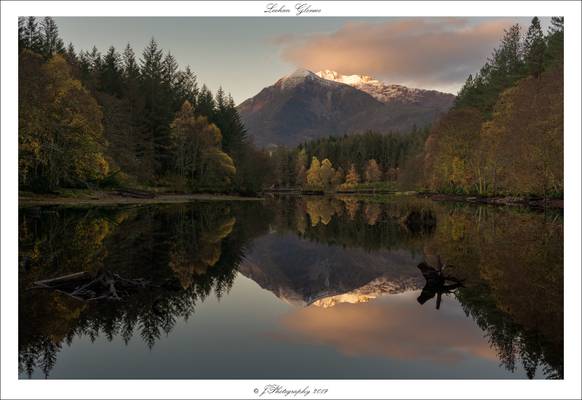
[276,294,497,363]
[277,18,519,93]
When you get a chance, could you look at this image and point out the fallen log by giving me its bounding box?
[32,271,152,302]
[115,188,156,199]
[33,271,91,288]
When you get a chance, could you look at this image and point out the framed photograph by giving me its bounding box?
[1,1,580,399]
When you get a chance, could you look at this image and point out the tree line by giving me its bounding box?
[423,17,564,199]
[18,17,271,194]
[267,127,429,190]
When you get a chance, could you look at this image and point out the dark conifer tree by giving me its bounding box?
[524,17,546,78]
[39,17,65,58]
[100,46,123,97]
[65,42,77,65]
[544,17,564,69]
[140,38,173,175]
[196,84,216,120]
[174,66,198,109]
[18,17,26,51]
[22,17,43,53]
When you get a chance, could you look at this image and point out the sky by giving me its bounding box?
[54,17,550,104]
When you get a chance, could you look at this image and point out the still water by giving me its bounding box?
[19,196,563,379]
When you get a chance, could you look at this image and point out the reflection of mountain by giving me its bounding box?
[311,275,422,308]
[239,232,423,306]
[18,197,563,379]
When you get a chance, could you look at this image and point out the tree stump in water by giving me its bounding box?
[417,257,463,309]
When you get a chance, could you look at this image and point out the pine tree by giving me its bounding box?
[524,17,546,78]
[196,85,215,119]
[39,17,65,58]
[23,17,43,53]
[174,66,198,109]
[100,46,123,96]
[544,17,564,69]
[140,38,172,174]
[65,42,77,65]
[18,17,26,51]
[331,166,343,187]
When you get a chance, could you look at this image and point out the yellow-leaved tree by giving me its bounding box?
[170,101,236,190]
[19,51,109,191]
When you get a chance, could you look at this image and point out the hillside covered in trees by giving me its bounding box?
[423,17,564,199]
[266,17,563,200]
[18,17,271,195]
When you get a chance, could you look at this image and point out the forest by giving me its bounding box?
[18,16,271,195]
[424,17,564,198]
[18,17,563,200]
[265,17,563,199]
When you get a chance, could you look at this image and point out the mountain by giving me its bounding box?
[238,232,423,306]
[237,68,455,147]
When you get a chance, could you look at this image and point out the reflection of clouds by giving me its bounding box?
[276,292,497,363]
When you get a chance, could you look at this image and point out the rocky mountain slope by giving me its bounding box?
[237,68,455,147]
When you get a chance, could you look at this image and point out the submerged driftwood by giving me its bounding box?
[417,256,463,309]
[33,271,153,301]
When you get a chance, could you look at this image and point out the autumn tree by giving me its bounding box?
[344,164,360,187]
[319,159,335,189]
[424,108,484,193]
[306,157,322,188]
[19,52,109,191]
[170,101,235,189]
[482,67,563,198]
[364,159,382,183]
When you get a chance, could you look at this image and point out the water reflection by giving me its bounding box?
[18,197,563,379]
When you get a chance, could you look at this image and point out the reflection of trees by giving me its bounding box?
[19,198,563,380]
[270,196,437,252]
[426,205,563,379]
[269,196,563,379]
[18,202,269,378]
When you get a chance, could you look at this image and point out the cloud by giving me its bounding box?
[274,292,498,364]
[276,18,519,93]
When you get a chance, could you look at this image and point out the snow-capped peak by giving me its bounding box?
[316,69,378,86]
[277,68,338,90]
[286,68,318,79]
[315,69,455,105]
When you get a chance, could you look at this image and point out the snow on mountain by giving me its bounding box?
[311,275,422,308]
[316,69,455,106]
[277,68,340,90]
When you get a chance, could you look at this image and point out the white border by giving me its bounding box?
[2,1,580,399]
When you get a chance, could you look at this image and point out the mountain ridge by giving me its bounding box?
[237,68,455,147]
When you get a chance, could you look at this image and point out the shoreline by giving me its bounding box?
[19,190,564,210]
[19,192,264,207]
